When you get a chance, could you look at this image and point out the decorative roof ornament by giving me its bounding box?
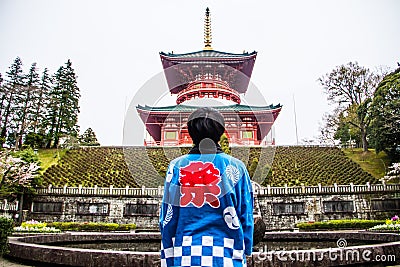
[203,7,213,50]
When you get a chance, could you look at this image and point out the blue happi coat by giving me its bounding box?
[159,152,254,267]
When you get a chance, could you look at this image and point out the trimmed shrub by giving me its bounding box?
[297,219,385,230]
[0,217,14,255]
[47,222,136,232]
[116,223,137,231]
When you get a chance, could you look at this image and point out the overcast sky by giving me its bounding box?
[1,0,399,146]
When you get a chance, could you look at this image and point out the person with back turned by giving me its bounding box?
[159,107,254,267]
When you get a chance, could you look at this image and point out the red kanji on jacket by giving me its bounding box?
[179,161,221,208]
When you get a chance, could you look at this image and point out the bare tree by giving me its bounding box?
[319,62,383,151]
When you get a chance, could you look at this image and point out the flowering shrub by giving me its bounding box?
[14,226,61,233]
[381,163,400,183]
[0,150,40,197]
[369,215,400,233]
[370,224,400,233]
[15,220,60,233]
[21,220,47,229]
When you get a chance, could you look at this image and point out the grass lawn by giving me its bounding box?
[342,148,390,179]
[37,149,67,174]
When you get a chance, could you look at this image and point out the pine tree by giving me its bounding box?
[0,72,4,125]
[0,73,5,145]
[1,57,25,146]
[79,127,100,146]
[14,63,40,149]
[45,60,80,148]
[45,66,63,148]
[33,68,52,134]
[23,67,53,149]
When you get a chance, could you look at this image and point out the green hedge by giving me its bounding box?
[0,217,14,255]
[47,222,136,232]
[296,219,385,230]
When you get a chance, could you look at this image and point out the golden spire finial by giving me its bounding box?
[203,7,213,50]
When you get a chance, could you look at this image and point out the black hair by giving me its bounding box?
[187,107,225,145]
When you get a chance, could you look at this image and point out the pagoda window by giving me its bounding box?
[165,131,178,140]
[242,131,253,139]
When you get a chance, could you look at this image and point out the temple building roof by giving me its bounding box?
[160,50,257,59]
[136,103,282,112]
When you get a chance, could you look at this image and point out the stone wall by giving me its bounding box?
[30,195,161,229]
[28,188,400,230]
[258,192,399,230]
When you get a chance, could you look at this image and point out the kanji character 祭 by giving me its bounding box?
[179,161,221,208]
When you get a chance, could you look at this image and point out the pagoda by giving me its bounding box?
[137,8,282,146]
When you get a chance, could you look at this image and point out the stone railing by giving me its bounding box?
[257,182,400,196]
[0,199,19,211]
[35,183,400,197]
[36,185,163,197]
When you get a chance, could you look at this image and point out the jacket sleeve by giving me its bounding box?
[239,166,254,256]
[159,162,179,239]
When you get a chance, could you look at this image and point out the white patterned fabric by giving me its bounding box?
[161,236,246,267]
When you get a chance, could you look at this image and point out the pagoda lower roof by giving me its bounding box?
[136,103,281,113]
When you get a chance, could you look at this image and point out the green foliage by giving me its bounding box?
[37,149,66,174]
[297,219,385,230]
[259,146,378,186]
[15,220,61,233]
[342,148,390,179]
[11,147,40,164]
[248,158,258,178]
[13,62,41,149]
[319,62,383,151]
[21,220,47,229]
[79,128,100,146]
[0,57,81,150]
[45,60,80,148]
[24,132,46,149]
[0,217,14,255]
[40,146,378,187]
[219,134,231,154]
[46,222,136,231]
[116,223,137,231]
[1,57,25,146]
[369,67,400,162]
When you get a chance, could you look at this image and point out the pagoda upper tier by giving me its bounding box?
[160,50,257,95]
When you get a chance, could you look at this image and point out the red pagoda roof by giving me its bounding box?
[160,50,257,59]
[160,50,257,95]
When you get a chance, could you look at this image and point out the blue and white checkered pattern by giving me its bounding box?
[161,236,246,267]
